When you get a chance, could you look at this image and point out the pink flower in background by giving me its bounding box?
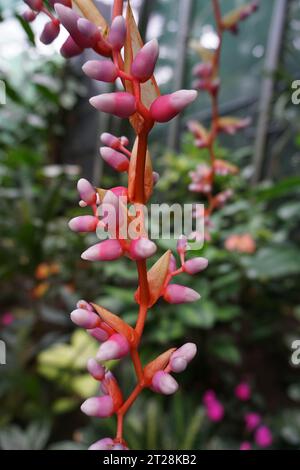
[1,312,14,326]
[245,412,262,432]
[235,382,251,401]
[225,234,256,254]
[240,441,252,451]
[203,390,224,422]
[255,425,273,448]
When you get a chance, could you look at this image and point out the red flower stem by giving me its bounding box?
[113,0,124,18]
[116,383,144,441]
[130,348,144,381]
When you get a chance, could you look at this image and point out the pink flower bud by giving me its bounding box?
[60,35,83,58]
[77,178,96,205]
[203,390,216,406]
[24,0,43,11]
[193,63,213,79]
[88,327,110,343]
[183,257,208,275]
[169,254,177,273]
[96,333,130,361]
[76,300,94,312]
[177,235,188,254]
[206,400,224,422]
[70,309,100,329]
[100,133,120,148]
[120,136,129,146]
[22,9,37,22]
[40,20,60,45]
[163,284,200,304]
[54,4,90,48]
[245,412,262,432]
[89,438,115,450]
[151,371,179,395]
[153,172,160,185]
[131,39,159,82]
[108,16,126,50]
[87,358,106,380]
[82,60,118,83]
[90,92,136,119]
[100,147,129,172]
[150,90,197,123]
[255,426,273,448]
[129,238,157,260]
[81,395,114,418]
[235,382,251,401]
[240,442,252,451]
[69,215,99,233]
[77,18,101,44]
[81,240,123,262]
[170,343,197,372]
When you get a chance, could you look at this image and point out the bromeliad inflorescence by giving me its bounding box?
[22,0,209,450]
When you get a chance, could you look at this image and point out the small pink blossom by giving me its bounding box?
[255,425,273,448]
[235,382,251,401]
[245,412,262,432]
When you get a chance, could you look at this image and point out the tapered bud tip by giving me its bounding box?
[108,16,126,50]
[87,358,106,381]
[152,371,179,395]
[100,147,129,172]
[171,90,198,110]
[70,309,99,329]
[83,60,118,83]
[164,285,200,304]
[77,178,96,205]
[81,396,114,418]
[77,18,98,38]
[89,438,114,451]
[131,39,159,82]
[69,215,98,233]
[96,334,130,361]
[100,132,120,148]
[82,240,123,262]
[184,257,209,275]
[173,343,197,362]
[90,93,136,119]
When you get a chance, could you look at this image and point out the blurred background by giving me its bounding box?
[0,0,300,450]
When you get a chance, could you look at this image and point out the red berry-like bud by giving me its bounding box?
[40,21,60,45]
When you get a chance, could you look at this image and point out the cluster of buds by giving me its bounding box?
[241,413,273,450]
[20,0,207,450]
[187,1,258,240]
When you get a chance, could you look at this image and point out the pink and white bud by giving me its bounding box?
[82,60,118,83]
[100,132,120,148]
[108,16,126,50]
[69,215,99,233]
[81,240,124,262]
[163,284,200,304]
[22,9,37,22]
[152,371,179,395]
[100,147,129,172]
[54,4,90,48]
[70,309,100,329]
[90,92,136,119]
[24,0,43,11]
[129,238,157,260]
[60,35,83,58]
[77,178,96,205]
[87,358,106,381]
[131,39,159,82]
[120,136,129,147]
[40,20,60,45]
[96,333,130,362]
[177,235,188,254]
[76,300,94,312]
[88,327,110,343]
[150,90,197,123]
[81,395,114,418]
[170,343,197,372]
[183,257,208,275]
[169,254,177,273]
